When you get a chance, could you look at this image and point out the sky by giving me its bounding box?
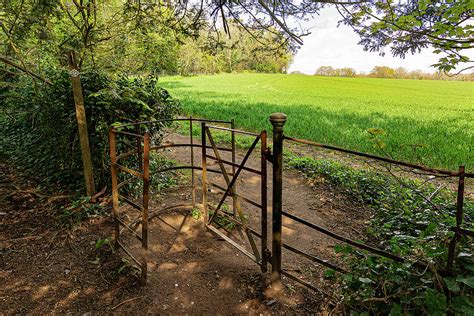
[288,7,473,75]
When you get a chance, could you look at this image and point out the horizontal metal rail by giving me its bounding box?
[116,150,137,162]
[247,228,345,273]
[282,210,427,268]
[151,143,233,152]
[119,194,143,211]
[282,242,346,273]
[117,177,140,190]
[117,217,143,241]
[115,117,233,128]
[281,269,332,298]
[114,130,145,138]
[284,135,474,178]
[115,163,143,178]
[206,155,262,175]
[206,125,261,137]
[208,181,262,209]
[155,165,233,175]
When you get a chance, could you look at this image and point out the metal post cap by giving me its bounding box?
[269,113,287,130]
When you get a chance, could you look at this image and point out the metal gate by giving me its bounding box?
[200,123,269,273]
[108,117,270,282]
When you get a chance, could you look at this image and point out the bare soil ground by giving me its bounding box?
[1,131,371,314]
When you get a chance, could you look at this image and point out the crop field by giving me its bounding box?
[160,73,474,170]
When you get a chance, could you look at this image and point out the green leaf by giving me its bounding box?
[456,275,474,288]
[425,288,446,315]
[359,277,372,284]
[389,304,402,316]
[451,296,474,314]
[444,277,460,293]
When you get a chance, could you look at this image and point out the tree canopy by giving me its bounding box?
[336,0,473,74]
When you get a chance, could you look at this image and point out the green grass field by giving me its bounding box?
[160,73,474,171]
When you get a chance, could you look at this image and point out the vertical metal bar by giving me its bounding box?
[136,124,143,171]
[269,113,287,291]
[260,130,268,273]
[141,132,151,283]
[190,117,196,208]
[201,122,208,225]
[109,127,120,247]
[231,119,237,216]
[447,165,465,271]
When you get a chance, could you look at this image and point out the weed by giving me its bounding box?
[60,197,106,227]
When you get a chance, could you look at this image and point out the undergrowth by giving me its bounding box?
[286,153,473,314]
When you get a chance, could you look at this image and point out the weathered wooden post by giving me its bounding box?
[269,112,287,290]
[141,132,151,283]
[68,50,95,196]
[109,127,120,246]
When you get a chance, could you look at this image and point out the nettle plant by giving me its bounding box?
[286,154,473,314]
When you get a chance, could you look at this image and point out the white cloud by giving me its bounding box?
[288,7,473,75]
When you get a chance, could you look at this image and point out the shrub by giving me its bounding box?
[1,69,180,192]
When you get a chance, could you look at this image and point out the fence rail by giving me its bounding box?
[269,112,472,291]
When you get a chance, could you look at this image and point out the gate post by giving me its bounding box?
[109,127,120,247]
[201,122,208,226]
[269,113,287,291]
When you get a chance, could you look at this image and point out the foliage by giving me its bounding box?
[286,153,473,314]
[1,68,180,191]
[314,65,474,81]
[337,0,474,73]
[60,196,106,227]
[161,73,474,170]
[178,23,291,76]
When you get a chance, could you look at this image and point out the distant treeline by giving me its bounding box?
[302,66,474,81]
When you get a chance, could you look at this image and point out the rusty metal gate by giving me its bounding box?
[200,123,269,273]
[108,117,270,283]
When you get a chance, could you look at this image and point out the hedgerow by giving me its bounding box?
[1,69,180,192]
[286,154,473,314]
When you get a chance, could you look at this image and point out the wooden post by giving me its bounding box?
[141,132,150,283]
[68,51,95,196]
[269,113,287,291]
[109,127,120,247]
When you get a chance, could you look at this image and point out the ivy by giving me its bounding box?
[286,153,473,314]
[1,69,180,192]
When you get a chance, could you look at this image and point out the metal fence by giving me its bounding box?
[108,113,473,294]
[268,112,474,291]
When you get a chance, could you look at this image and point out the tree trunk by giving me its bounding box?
[68,51,95,196]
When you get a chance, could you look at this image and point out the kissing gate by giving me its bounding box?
[109,113,286,289]
[109,113,473,294]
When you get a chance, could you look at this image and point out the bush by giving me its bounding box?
[286,154,474,314]
[0,69,180,192]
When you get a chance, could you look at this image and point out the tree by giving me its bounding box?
[339,67,356,77]
[336,1,474,74]
[393,67,408,79]
[315,66,335,76]
[370,66,395,78]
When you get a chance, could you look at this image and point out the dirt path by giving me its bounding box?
[1,130,370,313]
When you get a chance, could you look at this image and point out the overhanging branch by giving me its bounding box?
[0,55,52,85]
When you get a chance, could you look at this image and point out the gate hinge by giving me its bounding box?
[264,148,273,163]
